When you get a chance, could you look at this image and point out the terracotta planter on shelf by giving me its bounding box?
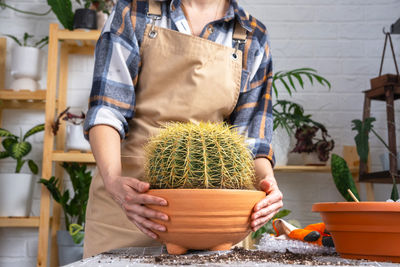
[147,189,265,255]
[312,202,400,263]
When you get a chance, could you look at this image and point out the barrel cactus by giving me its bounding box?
[144,122,255,189]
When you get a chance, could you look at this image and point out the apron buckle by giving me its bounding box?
[147,13,161,39]
[232,39,246,60]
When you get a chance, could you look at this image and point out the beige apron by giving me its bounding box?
[83,0,247,258]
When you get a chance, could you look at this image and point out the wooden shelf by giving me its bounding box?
[0,89,46,100]
[0,217,40,227]
[359,170,400,184]
[0,89,47,109]
[275,165,330,172]
[52,150,95,163]
[57,28,100,41]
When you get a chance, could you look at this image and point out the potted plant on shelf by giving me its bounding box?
[271,68,331,166]
[312,118,400,263]
[52,107,91,152]
[144,122,265,255]
[47,0,114,30]
[39,162,92,266]
[0,123,44,216]
[291,122,335,166]
[4,33,48,91]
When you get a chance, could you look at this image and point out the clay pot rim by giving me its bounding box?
[312,202,400,212]
[148,188,264,194]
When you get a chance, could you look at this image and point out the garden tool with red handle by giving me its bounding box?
[272,219,334,247]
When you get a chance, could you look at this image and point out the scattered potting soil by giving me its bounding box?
[100,247,360,266]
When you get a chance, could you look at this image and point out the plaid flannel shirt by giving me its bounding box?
[84,0,275,165]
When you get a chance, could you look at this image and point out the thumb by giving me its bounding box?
[137,181,150,193]
[127,178,150,193]
[259,179,273,193]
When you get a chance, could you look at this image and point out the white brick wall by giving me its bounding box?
[1,0,400,265]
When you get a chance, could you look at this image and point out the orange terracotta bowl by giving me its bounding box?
[146,189,265,255]
[312,202,400,263]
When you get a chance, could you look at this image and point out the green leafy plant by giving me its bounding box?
[0,124,44,174]
[272,68,333,157]
[144,122,255,189]
[4,33,48,49]
[352,118,399,200]
[331,154,360,202]
[272,68,331,98]
[251,209,293,239]
[39,162,92,243]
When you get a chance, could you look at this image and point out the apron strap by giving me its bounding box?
[147,0,162,17]
[232,21,247,62]
[147,0,162,38]
[232,21,247,42]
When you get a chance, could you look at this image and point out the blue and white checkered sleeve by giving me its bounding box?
[84,30,140,140]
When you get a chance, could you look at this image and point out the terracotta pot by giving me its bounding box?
[312,202,400,262]
[147,189,265,254]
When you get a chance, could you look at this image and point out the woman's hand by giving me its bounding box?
[251,176,283,231]
[251,157,283,232]
[104,176,169,239]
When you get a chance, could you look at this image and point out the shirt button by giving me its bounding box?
[208,26,214,33]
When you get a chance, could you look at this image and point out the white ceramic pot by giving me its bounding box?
[66,124,91,151]
[271,127,291,166]
[301,152,327,166]
[379,152,400,170]
[0,173,34,216]
[10,46,41,91]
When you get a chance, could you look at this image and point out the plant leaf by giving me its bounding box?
[23,32,33,46]
[23,123,44,141]
[2,137,17,151]
[47,0,74,30]
[0,151,9,159]
[34,36,49,49]
[391,184,399,201]
[9,141,31,159]
[252,209,291,239]
[39,176,62,203]
[331,154,360,201]
[69,223,84,244]
[28,159,39,175]
[0,128,17,138]
[4,34,22,46]
[352,118,375,163]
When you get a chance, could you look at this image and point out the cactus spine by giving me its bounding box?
[144,122,255,189]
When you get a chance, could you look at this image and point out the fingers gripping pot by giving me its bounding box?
[144,122,265,254]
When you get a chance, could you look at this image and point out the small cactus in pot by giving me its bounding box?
[144,122,265,255]
[144,122,255,189]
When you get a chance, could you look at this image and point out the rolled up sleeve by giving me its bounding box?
[84,29,140,140]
